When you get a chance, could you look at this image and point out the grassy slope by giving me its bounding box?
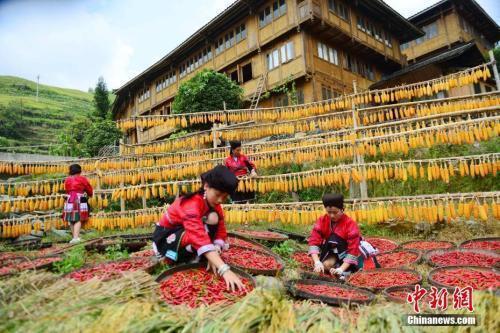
[0,76,93,152]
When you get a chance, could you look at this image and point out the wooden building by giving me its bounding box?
[112,0,422,144]
[371,0,499,95]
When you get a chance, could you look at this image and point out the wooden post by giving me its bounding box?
[120,178,125,212]
[141,175,147,209]
[489,50,500,91]
[212,123,218,149]
[349,80,368,199]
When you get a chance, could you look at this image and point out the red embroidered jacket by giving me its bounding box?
[159,193,227,256]
[225,155,256,177]
[64,175,93,197]
[308,213,361,265]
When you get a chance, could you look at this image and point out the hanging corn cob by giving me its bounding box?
[2,91,498,177]
[223,192,499,226]
[116,63,494,131]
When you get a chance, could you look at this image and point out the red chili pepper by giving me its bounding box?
[349,270,421,289]
[131,249,155,257]
[429,250,499,267]
[159,268,253,308]
[461,240,500,252]
[292,252,313,270]
[432,267,500,290]
[402,241,454,251]
[365,238,398,253]
[68,258,152,282]
[377,250,419,268]
[227,237,264,251]
[221,246,282,271]
[296,283,369,301]
[234,230,287,241]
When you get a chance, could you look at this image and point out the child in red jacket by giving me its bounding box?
[308,193,377,278]
[152,165,245,291]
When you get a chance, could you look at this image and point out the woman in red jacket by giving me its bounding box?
[308,194,378,278]
[63,164,93,244]
[224,141,257,203]
[152,165,246,291]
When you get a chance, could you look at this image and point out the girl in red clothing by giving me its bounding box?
[225,141,257,203]
[152,165,246,291]
[62,164,93,244]
[308,194,378,279]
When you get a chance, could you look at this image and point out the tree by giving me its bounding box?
[172,69,243,114]
[82,119,122,156]
[93,76,111,119]
[51,119,122,157]
[50,119,92,157]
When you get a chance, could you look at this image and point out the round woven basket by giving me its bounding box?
[287,278,375,306]
[424,248,500,268]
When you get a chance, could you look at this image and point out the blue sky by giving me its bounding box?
[0,0,498,91]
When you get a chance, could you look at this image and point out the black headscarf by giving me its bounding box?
[69,164,82,175]
[201,165,239,195]
[229,141,242,155]
[322,193,344,210]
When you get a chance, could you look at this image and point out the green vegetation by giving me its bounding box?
[0,76,93,153]
[53,245,86,274]
[50,77,122,157]
[172,69,243,114]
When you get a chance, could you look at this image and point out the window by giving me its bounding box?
[215,38,225,55]
[424,22,438,39]
[273,0,287,18]
[374,26,383,42]
[317,42,338,65]
[337,1,349,21]
[138,88,150,103]
[229,70,238,83]
[225,31,235,49]
[156,71,177,92]
[415,22,438,45]
[322,85,334,100]
[400,42,410,51]
[235,24,247,43]
[267,49,280,70]
[296,89,304,104]
[259,6,272,28]
[384,31,392,48]
[241,63,253,83]
[260,1,286,28]
[275,94,288,107]
[280,41,295,63]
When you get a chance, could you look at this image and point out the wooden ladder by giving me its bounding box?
[249,74,267,109]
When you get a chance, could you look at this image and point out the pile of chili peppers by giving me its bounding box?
[461,240,500,252]
[431,267,500,290]
[428,250,499,267]
[0,256,61,276]
[377,250,420,268]
[131,249,155,257]
[68,258,152,282]
[348,270,421,289]
[386,289,413,302]
[295,283,370,301]
[0,252,23,261]
[365,238,398,253]
[221,246,283,271]
[402,241,454,251]
[234,230,288,241]
[159,268,253,308]
[227,237,264,251]
[292,252,312,270]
